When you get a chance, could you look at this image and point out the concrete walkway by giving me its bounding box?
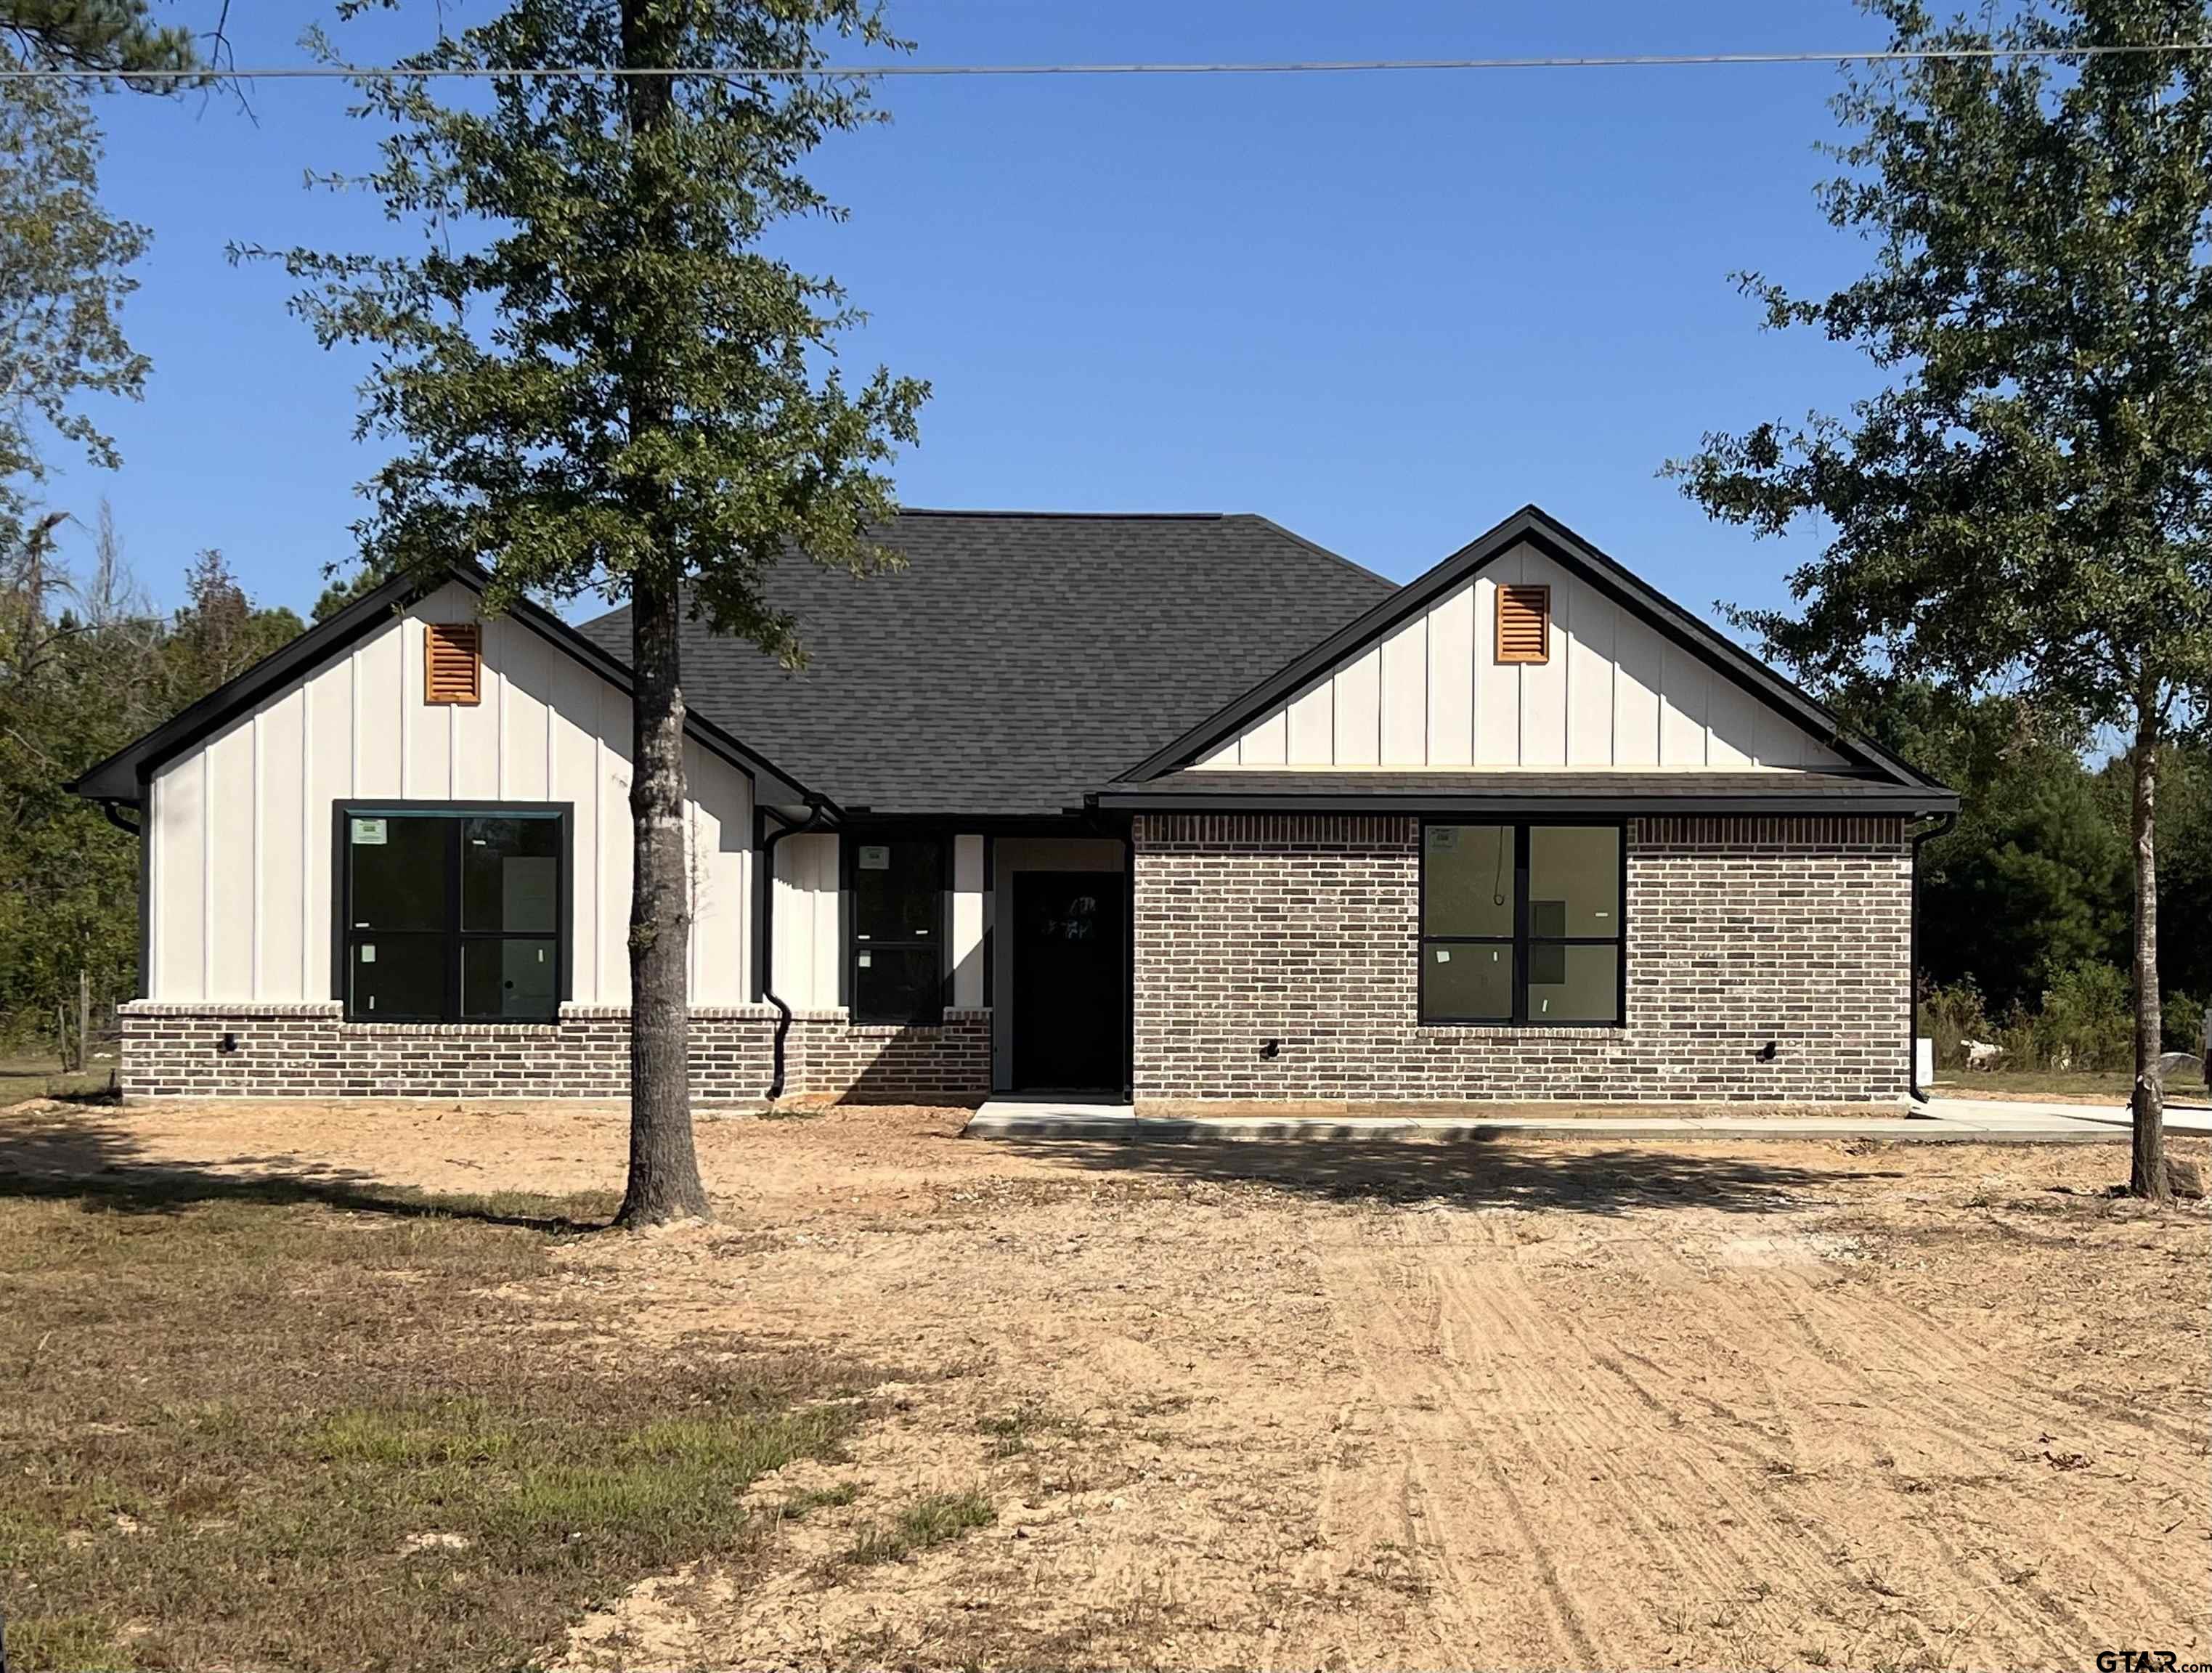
[964,1094,2212,1143]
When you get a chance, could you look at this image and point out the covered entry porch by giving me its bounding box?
[765,820,1131,1100]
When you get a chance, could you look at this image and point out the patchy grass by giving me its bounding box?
[978,1399,1083,1458]
[1930,1067,2135,1100]
[1928,1068,2144,1101]
[773,1481,861,1522]
[842,1490,994,1567]
[0,1054,113,1106]
[0,1178,881,1672]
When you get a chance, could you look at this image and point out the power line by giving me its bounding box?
[3,43,2211,82]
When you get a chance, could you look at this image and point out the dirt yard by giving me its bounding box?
[6,1099,2207,1671]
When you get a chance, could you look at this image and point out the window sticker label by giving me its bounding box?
[359,945,376,964]
[1436,948,1451,963]
[1429,827,1458,851]
[858,951,873,968]
[858,844,890,871]
[351,817,388,845]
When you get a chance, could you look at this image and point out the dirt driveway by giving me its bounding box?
[34,1100,2212,1670]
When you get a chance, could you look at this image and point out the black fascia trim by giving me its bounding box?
[1094,788,1959,816]
[828,812,1116,836]
[72,566,438,803]
[1116,504,1947,794]
[332,799,574,1022]
[68,562,827,812]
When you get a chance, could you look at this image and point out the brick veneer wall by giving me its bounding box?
[115,1002,992,1106]
[1132,812,1912,1104]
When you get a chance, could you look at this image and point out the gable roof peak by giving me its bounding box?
[1117,503,1947,793]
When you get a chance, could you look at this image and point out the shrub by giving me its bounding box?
[2033,961,2134,1072]
[2164,990,2206,1058]
[1920,979,1993,1071]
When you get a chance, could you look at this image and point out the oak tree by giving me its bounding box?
[1672,0,2212,1199]
[271,0,925,1224]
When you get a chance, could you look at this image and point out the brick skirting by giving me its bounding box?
[116,1003,993,1106]
[1132,812,1912,1104]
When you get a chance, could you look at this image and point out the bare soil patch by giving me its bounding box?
[3,1098,2206,1671]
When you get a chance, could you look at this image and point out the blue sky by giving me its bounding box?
[65,0,1894,630]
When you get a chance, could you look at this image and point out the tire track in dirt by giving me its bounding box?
[1754,1263,2195,1637]
[1318,1243,1598,1668]
[1258,1388,1450,1673]
[1632,1245,2095,1661]
[1640,1229,2189,1656]
[1322,1232,1825,1666]
[1441,1253,1864,1654]
[1635,1227,2149,1659]
[1315,1206,2197,1670]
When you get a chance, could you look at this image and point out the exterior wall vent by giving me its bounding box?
[1495,584,1550,664]
[424,623,482,705]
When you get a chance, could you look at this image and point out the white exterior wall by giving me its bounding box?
[770,831,841,1009]
[146,582,756,1005]
[770,830,991,1012]
[951,834,987,1009]
[1211,541,1850,771]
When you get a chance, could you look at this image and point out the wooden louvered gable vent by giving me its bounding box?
[1495,584,1550,665]
[423,623,482,705]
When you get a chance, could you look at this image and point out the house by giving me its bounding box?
[71,505,1958,1107]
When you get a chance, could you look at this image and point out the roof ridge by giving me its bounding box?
[888,507,1227,521]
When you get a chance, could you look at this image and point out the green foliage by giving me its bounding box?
[2108,744,2212,1000]
[842,1489,993,1566]
[1918,978,1993,1070]
[0,535,299,1053]
[0,1,199,76]
[2034,961,2137,1071]
[259,0,929,659]
[2166,990,2207,1056]
[1672,0,2212,1168]
[160,548,304,702]
[1670,0,2212,746]
[1922,744,2130,1011]
[0,78,151,554]
[1922,964,2137,1072]
[1847,680,2132,1009]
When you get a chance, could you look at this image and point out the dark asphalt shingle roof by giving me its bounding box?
[577,511,1398,816]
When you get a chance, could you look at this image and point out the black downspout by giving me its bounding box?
[760,799,834,1103]
[102,797,148,1003]
[1908,810,1958,1104]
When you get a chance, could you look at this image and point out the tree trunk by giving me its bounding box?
[2127,731,2166,1202]
[610,0,709,1228]
[614,569,711,1226]
[76,967,91,1075]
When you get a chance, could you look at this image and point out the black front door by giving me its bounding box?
[1011,871,1124,1091]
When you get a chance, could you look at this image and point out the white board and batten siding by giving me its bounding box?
[771,831,991,1011]
[1200,542,1849,772]
[147,582,756,1006]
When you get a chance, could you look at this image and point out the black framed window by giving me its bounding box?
[1420,822,1624,1026]
[340,805,567,1022]
[846,835,946,1025]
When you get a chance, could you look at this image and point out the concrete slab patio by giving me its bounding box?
[964,1093,2212,1142]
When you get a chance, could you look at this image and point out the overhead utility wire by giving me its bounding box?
[2,43,2211,81]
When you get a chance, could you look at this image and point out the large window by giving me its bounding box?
[1420,823,1624,1026]
[340,806,566,1022]
[846,835,946,1025]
